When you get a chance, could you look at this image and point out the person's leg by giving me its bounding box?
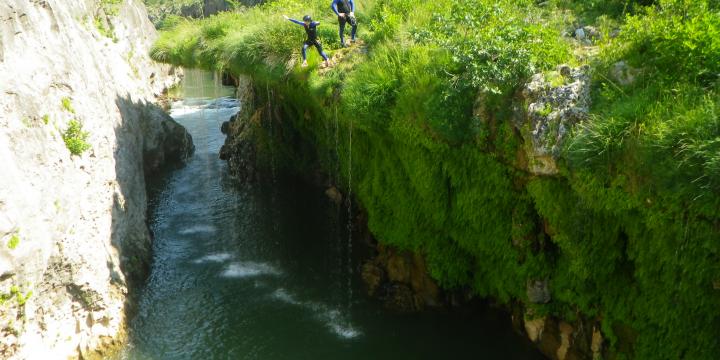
[301,43,309,66]
[314,42,329,65]
[350,17,358,42]
[338,16,347,46]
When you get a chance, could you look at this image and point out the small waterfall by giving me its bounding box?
[265,83,281,243]
[346,117,353,312]
[266,83,278,187]
[334,105,341,185]
[332,105,344,306]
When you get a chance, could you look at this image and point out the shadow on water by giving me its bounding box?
[116,70,546,360]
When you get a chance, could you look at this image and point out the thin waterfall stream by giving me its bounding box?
[118,70,545,359]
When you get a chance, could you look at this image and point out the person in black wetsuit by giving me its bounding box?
[331,0,357,47]
[283,14,331,68]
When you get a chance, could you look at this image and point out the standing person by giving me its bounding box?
[331,0,357,47]
[283,14,331,68]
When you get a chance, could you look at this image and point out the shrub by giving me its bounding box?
[62,120,91,156]
[61,97,75,113]
[7,233,19,250]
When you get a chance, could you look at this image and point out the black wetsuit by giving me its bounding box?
[331,0,357,45]
[288,19,329,61]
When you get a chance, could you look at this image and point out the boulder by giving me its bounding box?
[574,28,586,40]
[517,64,591,175]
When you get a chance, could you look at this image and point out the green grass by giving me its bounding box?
[150,0,720,358]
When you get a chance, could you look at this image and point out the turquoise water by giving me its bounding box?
[120,70,544,360]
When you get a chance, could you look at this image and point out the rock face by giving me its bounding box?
[0,1,192,358]
[517,65,591,175]
[219,75,261,182]
[518,312,604,360]
[361,244,441,311]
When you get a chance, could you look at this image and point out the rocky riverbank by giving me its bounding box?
[0,1,192,358]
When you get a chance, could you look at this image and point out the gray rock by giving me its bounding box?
[527,279,551,304]
[610,61,640,86]
[583,26,602,41]
[517,65,591,175]
[575,28,586,40]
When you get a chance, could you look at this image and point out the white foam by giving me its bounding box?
[220,261,282,278]
[270,288,362,339]
[193,253,233,264]
[328,322,362,339]
[272,288,301,305]
[317,307,362,339]
[178,225,217,235]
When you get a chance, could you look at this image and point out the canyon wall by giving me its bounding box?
[0,0,192,358]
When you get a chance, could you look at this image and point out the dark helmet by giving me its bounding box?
[303,15,312,22]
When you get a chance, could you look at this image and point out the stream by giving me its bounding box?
[119,70,544,359]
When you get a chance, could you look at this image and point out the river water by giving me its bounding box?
[119,70,544,359]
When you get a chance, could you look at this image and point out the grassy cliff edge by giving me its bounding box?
[150,0,720,358]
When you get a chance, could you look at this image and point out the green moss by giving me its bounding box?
[149,0,720,358]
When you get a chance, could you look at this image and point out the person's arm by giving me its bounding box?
[349,0,355,13]
[313,21,321,26]
[283,15,305,26]
[331,0,340,16]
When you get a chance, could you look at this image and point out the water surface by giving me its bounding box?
[121,70,544,360]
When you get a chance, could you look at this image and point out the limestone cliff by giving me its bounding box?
[0,0,192,358]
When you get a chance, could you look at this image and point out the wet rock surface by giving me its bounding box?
[219,75,262,182]
[360,244,441,312]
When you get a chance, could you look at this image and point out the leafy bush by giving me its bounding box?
[62,120,91,156]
